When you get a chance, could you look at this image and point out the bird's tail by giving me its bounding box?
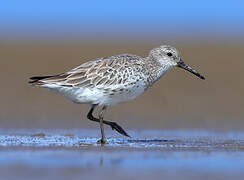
[28,75,57,86]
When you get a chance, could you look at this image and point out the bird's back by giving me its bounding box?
[29,54,149,105]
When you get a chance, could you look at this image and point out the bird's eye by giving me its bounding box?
[167,52,173,57]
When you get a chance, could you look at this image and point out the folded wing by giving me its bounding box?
[29,54,142,89]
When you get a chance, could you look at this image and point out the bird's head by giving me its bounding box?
[149,45,205,80]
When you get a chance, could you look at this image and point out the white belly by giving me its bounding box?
[100,85,146,106]
[44,82,146,106]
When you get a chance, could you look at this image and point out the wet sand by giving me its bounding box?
[0,129,244,180]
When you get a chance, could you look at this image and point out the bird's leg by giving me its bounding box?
[97,106,108,144]
[87,105,130,137]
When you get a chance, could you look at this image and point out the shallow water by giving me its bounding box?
[0,129,244,180]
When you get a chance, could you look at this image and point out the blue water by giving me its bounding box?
[0,129,244,180]
[0,150,244,172]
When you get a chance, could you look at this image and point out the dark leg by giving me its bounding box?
[87,104,130,137]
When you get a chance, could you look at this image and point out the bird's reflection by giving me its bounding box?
[99,155,104,167]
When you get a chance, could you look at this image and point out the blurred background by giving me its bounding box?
[0,0,243,131]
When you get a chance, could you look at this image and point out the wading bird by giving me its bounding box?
[29,45,205,144]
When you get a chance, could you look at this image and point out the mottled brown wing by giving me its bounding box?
[36,54,143,88]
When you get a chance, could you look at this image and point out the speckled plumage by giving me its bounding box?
[29,45,205,140]
[30,49,166,105]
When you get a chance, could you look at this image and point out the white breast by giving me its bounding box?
[43,80,146,106]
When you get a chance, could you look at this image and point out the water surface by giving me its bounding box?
[0,129,244,180]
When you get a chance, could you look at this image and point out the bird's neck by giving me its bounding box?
[144,56,173,86]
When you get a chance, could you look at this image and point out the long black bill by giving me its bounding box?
[177,59,205,80]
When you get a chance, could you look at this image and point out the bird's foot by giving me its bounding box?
[97,138,109,145]
[109,122,131,138]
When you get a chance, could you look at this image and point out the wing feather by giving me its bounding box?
[30,54,144,89]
